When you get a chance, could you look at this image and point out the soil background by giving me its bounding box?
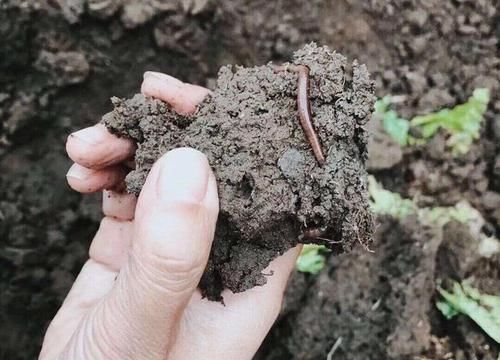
[1,0,499,359]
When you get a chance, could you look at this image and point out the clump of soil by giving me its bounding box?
[103,43,375,299]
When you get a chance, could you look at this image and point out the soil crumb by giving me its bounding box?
[103,43,375,300]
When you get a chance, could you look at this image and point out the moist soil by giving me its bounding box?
[1,0,499,359]
[103,43,375,300]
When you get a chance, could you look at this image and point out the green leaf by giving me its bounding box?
[296,244,329,275]
[368,176,415,220]
[383,112,411,146]
[410,88,490,155]
[375,88,490,156]
[368,177,486,230]
[374,96,411,146]
[436,300,459,319]
[422,200,482,228]
[437,281,500,343]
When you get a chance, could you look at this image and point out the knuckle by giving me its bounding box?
[86,305,129,358]
[132,249,204,295]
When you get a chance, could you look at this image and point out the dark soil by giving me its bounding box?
[258,219,500,359]
[260,216,441,359]
[1,0,499,359]
[103,43,375,299]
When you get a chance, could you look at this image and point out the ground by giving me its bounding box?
[0,0,498,359]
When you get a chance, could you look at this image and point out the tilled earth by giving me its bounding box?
[0,0,499,358]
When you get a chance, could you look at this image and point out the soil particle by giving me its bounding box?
[435,221,481,280]
[104,43,376,299]
[366,114,403,170]
[87,0,122,18]
[121,2,157,29]
[34,50,90,86]
[57,0,85,24]
[180,0,213,15]
[153,13,210,61]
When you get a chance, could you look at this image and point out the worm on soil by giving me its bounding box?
[302,227,342,244]
[274,64,326,166]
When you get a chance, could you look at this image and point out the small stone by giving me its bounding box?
[469,13,482,25]
[57,0,85,24]
[121,2,155,28]
[407,9,428,27]
[408,35,428,56]
[481,191,500,210]
[181,0,211,14]
[88,0,123,18]
[0,93,10,103]
[405,71,427,94]
[383,70,396,82]
[430,73,448,88]
[458,25,477,35]
[35,50,90,86]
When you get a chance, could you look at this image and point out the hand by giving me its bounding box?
[40,71,301,359]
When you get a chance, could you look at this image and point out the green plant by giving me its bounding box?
[374,96,410,146]
[368,175,415,220]
[375,88,490,156]
[437,280,500,343]
[296,244,330,274]
[368,177,500,343]
[368,176,486,230]
[368,176,500,342]
[411,88,490,155]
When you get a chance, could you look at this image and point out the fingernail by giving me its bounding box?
[157,148,209,204]
[143,71,164,80]
[143,71,183,87]
[66,163,95,180]
[70,126,106,145]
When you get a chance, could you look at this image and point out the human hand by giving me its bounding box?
[39,71,301,359]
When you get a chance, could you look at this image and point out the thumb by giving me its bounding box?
[62,148,219,359]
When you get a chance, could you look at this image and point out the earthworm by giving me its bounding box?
[302,228,342,244]
[302,227,324,239]
[274,64,326,166]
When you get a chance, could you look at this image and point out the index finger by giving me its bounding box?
[141,71,210,115]
[66,124,136,170]
[67,72,209,170]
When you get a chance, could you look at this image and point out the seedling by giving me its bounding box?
[368,175,415,219]
[296,244,330,274]
[374,88,490,156]
[368,176,487,226]
[437,280,500,343]
[374,95,410,146]
[299,176,495,275]
[368,178,500,343]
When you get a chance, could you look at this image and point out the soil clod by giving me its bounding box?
[104,43,376,300]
